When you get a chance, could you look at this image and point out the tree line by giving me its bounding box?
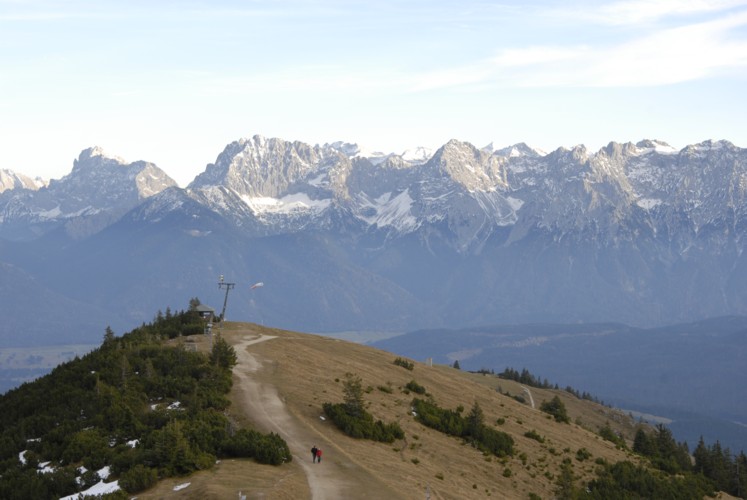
[564,423,746,498]
[496,367,603,404]
[632,424,747,497]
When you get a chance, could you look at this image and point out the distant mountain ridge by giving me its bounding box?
[179,136,747,252]
[0,147,176,241]
[1,135,747,347]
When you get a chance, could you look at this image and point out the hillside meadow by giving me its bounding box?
[140,322,645,499]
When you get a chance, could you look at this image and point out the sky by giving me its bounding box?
[1,0,746,187]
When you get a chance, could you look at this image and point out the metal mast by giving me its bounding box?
[218,275,235,331]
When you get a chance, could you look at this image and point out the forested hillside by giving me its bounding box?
[0,305,290,499]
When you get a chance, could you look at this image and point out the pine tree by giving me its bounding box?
[189,297,201,310]
[466,401,485,438]
[342,373,365,418]
[693,436,710,475]
[210,335,237,369]
[103,326,116,346]
[633,428,654,456]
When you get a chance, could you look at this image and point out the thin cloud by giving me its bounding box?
[198,8,747,96]
[0,2,298,22]
[407,65,494,92]
[572,0,747,25]
[484,8,747,87]
[366,2,747,92]
[587,11,747,85]
[492,46,587,67]
[192,65,409,97]
[0,0,122,21]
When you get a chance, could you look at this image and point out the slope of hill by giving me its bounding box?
[3,316,741,498]
[146,322,664,499]
[371,318,747,453]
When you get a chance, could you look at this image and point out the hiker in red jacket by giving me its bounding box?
[316,448,322,463]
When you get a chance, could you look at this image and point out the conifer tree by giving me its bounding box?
[342,373,365,418]
[103,326,116,346]
[210,335,237,369]
[466,401,485,442]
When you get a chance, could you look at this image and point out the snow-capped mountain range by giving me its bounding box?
[1,135,747,346]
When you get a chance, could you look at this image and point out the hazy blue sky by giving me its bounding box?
[2,0,746,186]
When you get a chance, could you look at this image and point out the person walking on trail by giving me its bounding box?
[316,448,322,463]
[311,445,318,463]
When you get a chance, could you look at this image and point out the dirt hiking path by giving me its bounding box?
[232,333,404,500]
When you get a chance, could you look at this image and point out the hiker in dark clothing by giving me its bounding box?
[311,445,318,463]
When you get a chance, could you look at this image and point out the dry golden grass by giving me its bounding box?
[135,458,307,499]
[159,322,643,499]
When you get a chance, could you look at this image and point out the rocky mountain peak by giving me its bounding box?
[0,148,177,240]
[72,146,126,171]
[635,139,673,150]
[324,141,362,158]
[63,147,176,199]
[491,142,544,159]
[191,135,332,197]
[426,139,506,191]
[598,141,636,159]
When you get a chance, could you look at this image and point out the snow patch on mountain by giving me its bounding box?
[401,146,433,164]
[505,196,524,211]
[636,198,663,210]
[307,173,328,187]
[633,140,678,155]
[241,192,332,215]
[355,189,418,231]
[486,142,546,158]
[185,229,212,237]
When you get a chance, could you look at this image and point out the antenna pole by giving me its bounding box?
[218,275,235,332]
